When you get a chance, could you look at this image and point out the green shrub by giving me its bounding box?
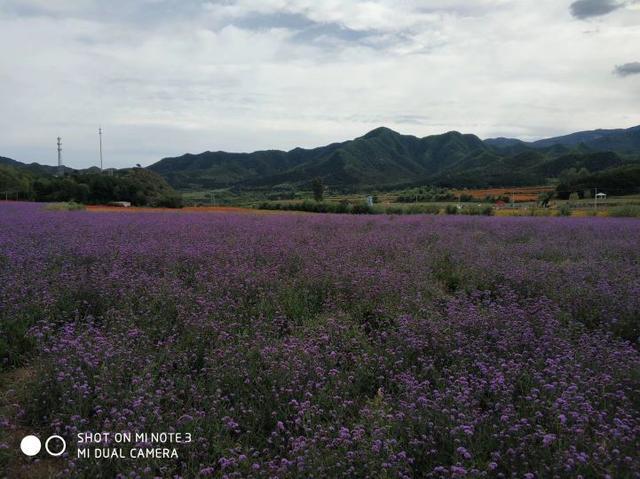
[154,195,183,208]
[609,205,640,217]
[405,204,440,215]
[558,205,572,216]
[334,202,351,214]
[460,205,494,216]
[445,205,459,215]
[483,206,495,216]
[44,201,86,211]
[385,206,404,215]
[351,203,374,215]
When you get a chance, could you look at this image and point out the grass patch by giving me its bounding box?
[609,205,640,217]
[44,202,86,211]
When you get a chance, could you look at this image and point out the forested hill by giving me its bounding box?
[4,124,640,193]
[485,125,640,151]
[148,125,640,190]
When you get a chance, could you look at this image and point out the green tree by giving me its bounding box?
[312,177,324,202]
[538,191,554,208]
[0,165,33,199]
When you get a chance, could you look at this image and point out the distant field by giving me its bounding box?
[452,186,554,202]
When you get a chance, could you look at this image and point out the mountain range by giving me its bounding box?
[485,125,640,151]
[3,124,640,191]
[148,124,640,190]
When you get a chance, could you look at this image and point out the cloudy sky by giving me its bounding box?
[0,0,639,169]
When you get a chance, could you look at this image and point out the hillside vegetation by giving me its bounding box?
[3,124,639,198]
[0,165,182,207]
[148,125,640,191]
[557,164,640,198]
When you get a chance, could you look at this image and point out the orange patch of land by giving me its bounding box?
[452,186,554,202]
[86,205,278,214]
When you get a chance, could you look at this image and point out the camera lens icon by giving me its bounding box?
[45,435,66,456]
[20,435,66,457]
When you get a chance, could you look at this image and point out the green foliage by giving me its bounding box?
[0,164,34,198]
[148,128,504,190]
[609,205,640,217]
[45,202,86,211]
[558,167,590,186]
[258,201,446,216]
[350,203,374,214]
[257,201,329,214]
[558,204,572,216]
[403,204,440,215]
[538,191,554,207]
[34,178,90,203]
[445,205,459,215]
[0,308,37,370]
[5,125,640,200]
[557,165,640,199]
[34,169,182,207]
[462,205,494,216]
[267,184,297,201]
[384,205,405,215]
[311,177,324,202]
[151,126,639,192]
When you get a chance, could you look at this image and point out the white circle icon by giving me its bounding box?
[20,435,42,456]
[45,435,66,457]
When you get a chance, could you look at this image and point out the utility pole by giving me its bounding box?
[57,137,63,177]
[99,127,103,172]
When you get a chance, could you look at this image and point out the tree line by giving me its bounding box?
[0,165,182,207]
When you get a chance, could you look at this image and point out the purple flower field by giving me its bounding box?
[1,202,639,478]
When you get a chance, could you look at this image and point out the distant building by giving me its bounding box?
[109,201,132,208]
[595,192,607,199]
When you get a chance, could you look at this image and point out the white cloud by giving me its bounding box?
[0,0,639,168]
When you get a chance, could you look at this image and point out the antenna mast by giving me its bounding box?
[99,127,103,172]
[57,137,63,176]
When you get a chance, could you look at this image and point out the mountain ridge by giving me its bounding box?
[148,124,640,190]
[485,124,640,151]
[3,124,639,191]
[148,127,496,189]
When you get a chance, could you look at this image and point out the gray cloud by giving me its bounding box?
[225,11,394,52]
[0,1,639,168]
[570,0,625,19]
[614,62,640,76]
[231,12,316,31]
[290,23,378,47]
[0,0,208,27]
